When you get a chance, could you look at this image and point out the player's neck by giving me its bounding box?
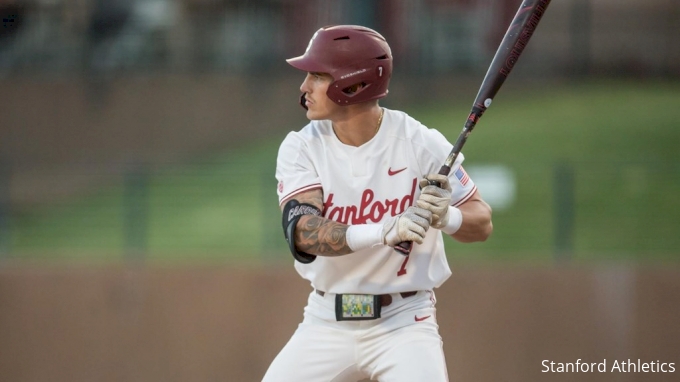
[331,104,383,147]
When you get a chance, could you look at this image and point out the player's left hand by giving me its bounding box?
[416,174,452,229]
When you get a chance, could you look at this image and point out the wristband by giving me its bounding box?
[346,224,384,252]
[441,206,463,235]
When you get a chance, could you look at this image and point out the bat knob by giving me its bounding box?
[394,241,412,255]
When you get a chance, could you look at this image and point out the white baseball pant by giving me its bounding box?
[262,290,449,382]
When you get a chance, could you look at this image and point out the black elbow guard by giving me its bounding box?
[282,199,322,264]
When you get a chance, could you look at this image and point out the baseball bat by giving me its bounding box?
[395,0,552,255]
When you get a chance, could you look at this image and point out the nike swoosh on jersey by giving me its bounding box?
[414,315,431,322]
[388,167,407,176]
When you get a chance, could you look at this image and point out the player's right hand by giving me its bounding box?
[382,206,432,247]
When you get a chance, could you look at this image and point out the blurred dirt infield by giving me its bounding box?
[0,263,678,382]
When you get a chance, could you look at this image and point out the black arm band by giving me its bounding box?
[282,199,322,264]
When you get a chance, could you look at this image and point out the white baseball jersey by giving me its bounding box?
[276,108,477,295]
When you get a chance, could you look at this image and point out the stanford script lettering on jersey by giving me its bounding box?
[323,178,417,224]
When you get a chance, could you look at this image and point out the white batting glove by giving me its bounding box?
[417,174,452,229]
[416,174,463,235]
[381,206,432,247]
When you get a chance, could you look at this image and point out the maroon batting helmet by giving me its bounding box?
[287,25,393,106]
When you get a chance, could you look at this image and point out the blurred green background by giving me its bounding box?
[1,0,679,265]
[4,80,679,264]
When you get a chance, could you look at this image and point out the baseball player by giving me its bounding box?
[263,25,493,382]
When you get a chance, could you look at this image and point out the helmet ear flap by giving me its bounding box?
[326,67,379,105]
[342,82,367,95]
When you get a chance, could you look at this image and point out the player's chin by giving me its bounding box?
[306,108,327,121]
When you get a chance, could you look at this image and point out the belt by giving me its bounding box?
[315,290,418,307]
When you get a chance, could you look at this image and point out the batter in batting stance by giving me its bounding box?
[263,25,493,382]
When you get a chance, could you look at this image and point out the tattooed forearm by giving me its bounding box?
[296,215,352,256]
[281,189,352,256]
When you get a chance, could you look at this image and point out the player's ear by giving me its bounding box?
[343,82,366,95]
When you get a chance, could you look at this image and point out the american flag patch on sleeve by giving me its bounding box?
[455,166,470,186]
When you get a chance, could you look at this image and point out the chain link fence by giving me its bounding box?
[2,159,679,263]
